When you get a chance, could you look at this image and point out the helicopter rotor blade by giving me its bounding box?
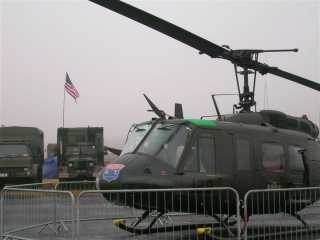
[90,0,320,93]
[245,61,320,92]
[89,0,232,60]
[266,67,320,92]
[143,94,166,119]
[104,146,122,156]
[174,103,184,119]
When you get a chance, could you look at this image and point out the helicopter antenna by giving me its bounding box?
[211,93,238,116]
[211,94,222,120]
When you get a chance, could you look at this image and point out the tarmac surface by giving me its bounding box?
[1,191,320,240]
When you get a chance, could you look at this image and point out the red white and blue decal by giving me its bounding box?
[102,164,126,183]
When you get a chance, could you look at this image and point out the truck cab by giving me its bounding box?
[0,127,44,186]
[57,127,104,180]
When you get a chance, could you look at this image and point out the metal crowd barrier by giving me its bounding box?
[3,181,320,240]
[55,181,96,192]
[4,182,56,190]
[1,187,75,240]
[244,187,320,240]
[77,187,241,240]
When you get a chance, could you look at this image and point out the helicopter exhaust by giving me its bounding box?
[174,103,183,119]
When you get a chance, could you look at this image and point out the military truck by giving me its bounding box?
[0,126,44,185]
[57,127,104,179]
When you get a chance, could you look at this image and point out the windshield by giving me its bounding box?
[0,144,31,158]
[121,123,152,155]
[65,145,96,156]
[137,123,190,168]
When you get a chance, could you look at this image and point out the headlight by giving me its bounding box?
[89,162,95,167]
[23,168,29,171]
[68,163,73,167]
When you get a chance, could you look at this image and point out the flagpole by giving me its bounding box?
[63,82,66,128]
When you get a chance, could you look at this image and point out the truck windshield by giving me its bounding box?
[66,145,96,156]
[80,145,96,154]
[137,123,190,168]
[121,123,152,155]
[0,144,30,157]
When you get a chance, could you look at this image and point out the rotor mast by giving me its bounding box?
[232,48,298,112]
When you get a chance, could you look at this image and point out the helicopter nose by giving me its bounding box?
[96,163,126,189]
[96,154,147,190]
[96,153,174,190]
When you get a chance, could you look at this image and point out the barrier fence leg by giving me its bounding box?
[0,190,4,238]
[243,199,248,240]
[76,194,80,239]
[71,193,75,240]
[237,198,241,240]
[53,193,57,235]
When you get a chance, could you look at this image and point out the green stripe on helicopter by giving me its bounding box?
[186,119,217,127]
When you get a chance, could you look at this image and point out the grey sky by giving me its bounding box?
[1,0,319,149]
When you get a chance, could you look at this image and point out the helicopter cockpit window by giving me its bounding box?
[121,123,152,155]
[184,134,215,173]
[262,143,285,172]
[288,145,304,171]
[199,136,215,173]
[137,123,190,168]
[184,142,197,172]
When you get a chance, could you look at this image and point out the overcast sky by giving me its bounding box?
[1,0,319,149]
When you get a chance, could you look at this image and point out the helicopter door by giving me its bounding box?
[182,132,216,187]
[182,130,234,187]
[234,136,254,195]
[286,145,306,187]
[259,142,286,189]
[306,141,320,186]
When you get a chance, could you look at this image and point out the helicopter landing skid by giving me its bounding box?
[112,210,236,238]
[211,214,238,237]
[291,212,309,228]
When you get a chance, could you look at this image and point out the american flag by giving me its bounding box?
[64,72,80,102]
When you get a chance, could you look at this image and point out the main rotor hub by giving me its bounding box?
[231,48,299,112]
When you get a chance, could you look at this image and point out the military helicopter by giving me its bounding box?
[90,0,320,236]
